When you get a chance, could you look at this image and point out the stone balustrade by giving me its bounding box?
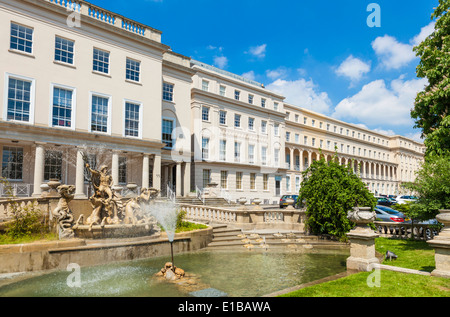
[44,0,162,42]
[374,221,440,241]
[179,203,306,232]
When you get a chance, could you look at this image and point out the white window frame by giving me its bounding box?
[54,35,75,66]
[125,57,141,83]
[3,73,36,125]
[122,99,143,139]
[49,83,77,130]
[89,91,112,135]
[92,47,110,75]
[10,22,34,55]
[162,116,176,150]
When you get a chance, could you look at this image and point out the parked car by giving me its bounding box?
[396,195,418,204]
[279,195,299,208]
[375,205,410,223]
[375,196,396,207]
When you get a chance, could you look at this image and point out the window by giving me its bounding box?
[250,173,256,190]
[219,140,226,161]
[312,120,315,127]
[202,106,209,121]
[219,85,226,96]
[261,121,267,133]
[304,136,308,145]
[162,82,174,102]
[261,98,266,108]
[162,119,174,149]
[327,140,331,149]
[1,147,23,180]
[52,86,73,128]
[248,144,255,164]
[55,37,74,64]
[126,58,140,82]
[295,114,299,122]
[234,90,240,100]
[274,123,279,136]
[286,132,291,142]
[320,140,323,148]
[219,110,227,125]
[44,151,62,181]
[312,138,316,147]
[274,102,279,111]
[10,23,33,54]
[202,169,211,188]
[202,137,209,160]
[90,94,109,133]
[202,80,209,92]
[295,134,299,143]
[248,117,255,131]
[304,117,307,124]
[263,174,269,191]
[248,94,254,104]
[220,171,228,189]
[236,172,243,190]
[234,142,241,162]
[295,176,301,192]
[6,76,34,123]
[93,48,110,74]
[274,148,280,167]
[119,157,127,184]
[124,101,140,137]
[286,176,291,192]
[261,146,267,165]
[234,114,241,128]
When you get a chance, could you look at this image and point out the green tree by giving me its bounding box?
[403,154,450,221]
[412,0,450,157]
[299,153,376,241]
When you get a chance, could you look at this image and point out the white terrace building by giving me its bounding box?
[0,0,425,203]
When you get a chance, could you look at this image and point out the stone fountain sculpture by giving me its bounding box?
[70,160,160,239]
[52,185,76,239]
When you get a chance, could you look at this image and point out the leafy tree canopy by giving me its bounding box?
[412,0,450,157]
[404,154,450,220]
[299,153,376,240]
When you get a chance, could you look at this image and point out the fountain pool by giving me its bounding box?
[0,249,348,297]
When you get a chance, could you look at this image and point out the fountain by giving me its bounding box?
[61,157,162,239]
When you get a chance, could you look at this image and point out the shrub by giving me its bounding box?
[299,152,377,240]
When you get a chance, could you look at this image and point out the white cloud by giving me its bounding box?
[241,70,256,81]
[335,55,371,82]
[411,21,436,46]
[371,21,436,70]
[406,131,424,143]
[266,78,332,114]
[266,67,289,80]
[247,44,267,59]
[332,76,428,127]
[213,56,228,69]
[371,35,416,70]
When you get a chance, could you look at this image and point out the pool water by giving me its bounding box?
[0,250,348,297]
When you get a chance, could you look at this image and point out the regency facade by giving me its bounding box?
[0,0,425,204]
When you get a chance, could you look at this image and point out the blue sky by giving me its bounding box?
[88,0,438,142]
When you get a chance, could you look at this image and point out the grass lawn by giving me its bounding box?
[280,270,450,297]
[280,237,450,297]
[0,233,58,245]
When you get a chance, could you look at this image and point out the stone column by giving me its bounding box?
[32,142,45,197]
[153,154,161,193]
[111,151,119,186]
[183,162,191,197]
[176,162,182,197]
[289,148,294,170]
[428,209,450,278]
[142,154,150,189]
[74,148,87,199]
[299,150,304,172]
[346,207,380,272]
